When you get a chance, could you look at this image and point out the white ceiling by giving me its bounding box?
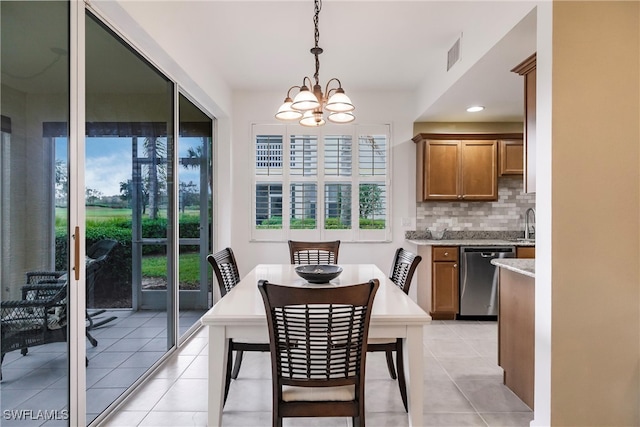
[115,0,538,123]
[1,1,538,123]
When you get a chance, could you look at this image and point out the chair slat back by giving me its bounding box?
[288,240,340,265]
[259,280,378,388]
[207,248,241,297]
[389,248,422,294]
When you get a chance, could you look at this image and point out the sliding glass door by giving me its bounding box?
[1,0,72,423]
[84,12,175,424]
[2,3,214,424]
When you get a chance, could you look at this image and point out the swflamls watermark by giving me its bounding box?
[3,409,69,421]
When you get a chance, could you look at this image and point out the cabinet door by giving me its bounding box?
[460,140,497,200]
[525,67,536,193]
[432,261,459,315]
[499,139,524,175]
[425,140,459,200]
[516,246,535,258]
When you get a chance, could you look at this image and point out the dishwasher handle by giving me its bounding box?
[461,246,515,254]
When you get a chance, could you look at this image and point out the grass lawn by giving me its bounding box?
[56,206,201,222]
[142,252,209,287]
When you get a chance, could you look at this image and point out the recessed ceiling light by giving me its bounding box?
[466,106,485,113]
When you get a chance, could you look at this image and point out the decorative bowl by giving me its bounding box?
[294,264,343,284]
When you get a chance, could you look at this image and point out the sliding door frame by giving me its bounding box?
[69,0,87,424]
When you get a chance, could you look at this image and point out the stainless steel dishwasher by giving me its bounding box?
[459,246,515,318]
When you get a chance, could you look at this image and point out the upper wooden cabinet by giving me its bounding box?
[512,53,536,193]
[413,133,521,202]
[499,139,524,175]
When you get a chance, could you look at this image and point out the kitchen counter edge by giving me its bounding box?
[490,259,535,278]
[406,239,535,247]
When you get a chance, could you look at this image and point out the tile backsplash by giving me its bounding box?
[415,176,535,232]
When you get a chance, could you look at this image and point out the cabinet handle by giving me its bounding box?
[453,264,457,268]
[444,252,449,256]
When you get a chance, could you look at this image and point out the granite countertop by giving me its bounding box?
[406,238,535,247]
[491,259,535,278]
[405,230,536,247]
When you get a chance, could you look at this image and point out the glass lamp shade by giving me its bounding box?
[325,90,354,113]
[327,111,355,124]
[291,87,321,111]
[299,110,326,127]
[275,99,303,121]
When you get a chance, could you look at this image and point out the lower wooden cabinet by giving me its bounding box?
[431,247,459,319]
[516,246,535,258]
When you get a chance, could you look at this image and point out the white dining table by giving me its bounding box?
[200,264,431,427]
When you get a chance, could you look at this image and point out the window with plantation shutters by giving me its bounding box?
[252,124,390,242]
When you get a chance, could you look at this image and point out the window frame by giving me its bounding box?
[251,123,391,242]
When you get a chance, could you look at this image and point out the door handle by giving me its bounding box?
[73,226,80,280]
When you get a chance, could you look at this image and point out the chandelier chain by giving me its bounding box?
[313,0,322,87]
[275,0,354,126]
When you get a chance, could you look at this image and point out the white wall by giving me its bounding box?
[229,89,419,292]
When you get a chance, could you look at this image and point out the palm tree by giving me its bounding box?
[142,137,166,220]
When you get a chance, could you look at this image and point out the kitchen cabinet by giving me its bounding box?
[511,53,536,193]
[497,267,535,409]
[431,246,458,319]
[413,133,521,202]
[499,139,524,175]
[516,246,535,258]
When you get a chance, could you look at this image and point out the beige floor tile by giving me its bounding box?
[138,411,207,426]
[117,378,175,411]
[152,355,196,379]
[456,380,532,413]
[480,411,534,426]
[101,410,148,427]
[223,378,272,412]
[423,379,477,413]
[436,355,504,381]
[152,378,208,412]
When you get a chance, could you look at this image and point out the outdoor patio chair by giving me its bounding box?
[1,279,68,380]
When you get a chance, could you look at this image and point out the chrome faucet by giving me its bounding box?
[525,207,536,240]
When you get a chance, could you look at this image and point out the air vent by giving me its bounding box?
[447,35,462,71]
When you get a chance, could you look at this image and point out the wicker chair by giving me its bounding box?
[258,278,379,427]
[1,279,68,380]
[288,240,340,265]
[206,247,270,403]
[367,248,422,412]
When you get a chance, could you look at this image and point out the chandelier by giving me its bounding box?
[275,0,355,127]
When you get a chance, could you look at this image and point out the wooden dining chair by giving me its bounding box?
[206,247,270,403]
[288,240,340,264]
[367,247,422,412]
[258,279,379,427]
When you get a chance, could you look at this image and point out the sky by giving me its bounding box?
[56,137,203,197]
